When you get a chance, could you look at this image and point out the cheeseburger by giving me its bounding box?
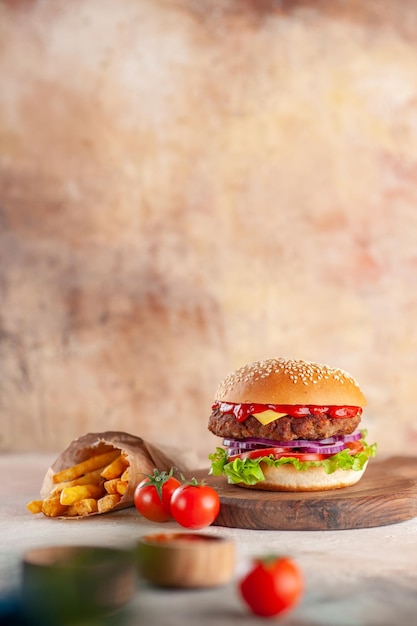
[208,358,376,491]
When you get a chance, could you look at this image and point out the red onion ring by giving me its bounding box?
[223,431,362,456]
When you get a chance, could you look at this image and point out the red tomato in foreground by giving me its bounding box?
[239,555,303,618]
[134,471,182,522]
[170,483,220,530]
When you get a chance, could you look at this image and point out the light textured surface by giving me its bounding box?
[1,454,417,625]
[1,1,417,461]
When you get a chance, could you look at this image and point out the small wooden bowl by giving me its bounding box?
[136,532,235,588]
[21,545,136,623]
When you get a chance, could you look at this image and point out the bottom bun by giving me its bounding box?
[237,461,368,492]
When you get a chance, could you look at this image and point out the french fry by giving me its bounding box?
[116,480,128,496]
[67,498,98,516]
[120,467,130,482]
[51,468,104,494]
[52,450,120,484]
[104,479,120,495]
[42,496,68,517]
[27,500,43,514]
[60,484,105,506]
[100,454,129,480]
[97,494,120,513]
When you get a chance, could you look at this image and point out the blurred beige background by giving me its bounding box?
[1,0,416,464]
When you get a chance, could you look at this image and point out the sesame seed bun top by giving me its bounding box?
[215,358,367,407]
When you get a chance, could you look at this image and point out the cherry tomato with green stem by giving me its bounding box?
[134,469,182,522]
[170,478,220,530]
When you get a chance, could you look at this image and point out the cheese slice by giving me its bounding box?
[252,410,288,425]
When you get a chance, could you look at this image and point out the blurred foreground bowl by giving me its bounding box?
[22,545,136,625]
[136,532,235,588]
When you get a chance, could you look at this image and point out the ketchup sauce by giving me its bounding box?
[212,402,362,423]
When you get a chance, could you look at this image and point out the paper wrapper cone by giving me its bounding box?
[40,431,197,518]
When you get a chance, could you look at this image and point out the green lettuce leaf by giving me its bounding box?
[208,433,377,486]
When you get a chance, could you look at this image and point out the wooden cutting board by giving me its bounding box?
[197,456,417,531]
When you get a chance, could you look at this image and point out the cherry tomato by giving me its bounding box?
[228,447,329,462]
[170,480,220,530]
[239,555,303,617]
[134,469,182,522]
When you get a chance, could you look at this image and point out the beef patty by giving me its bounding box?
[208,405,361,442]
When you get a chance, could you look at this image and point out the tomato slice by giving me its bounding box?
[228,447,329,462]
[235,447,288,460]
[275,452,329,461]
[344,440,364,455]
